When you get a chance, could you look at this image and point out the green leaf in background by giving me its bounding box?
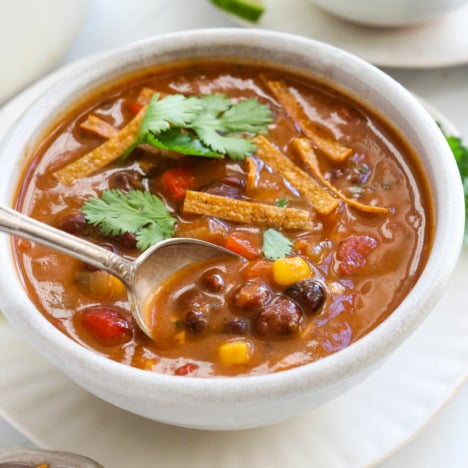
[443,132,468,243]
[209,0,264,22]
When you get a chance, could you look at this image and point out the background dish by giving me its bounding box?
[230,0,468,68]
[0,0,89,103]
[0,62,467,467]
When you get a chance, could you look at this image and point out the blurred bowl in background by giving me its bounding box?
[308,0,468,27]
[0,0,89,103]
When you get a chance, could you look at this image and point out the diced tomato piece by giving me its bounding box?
[81,306,132,346]
[174,362,199,376]
[336,235,378,276]
[224,232,261,260]
[127,102,143,114]
[161,166,195,202]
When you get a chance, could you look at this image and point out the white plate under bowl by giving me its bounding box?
[0,61,467,468]
[227,0,468,68]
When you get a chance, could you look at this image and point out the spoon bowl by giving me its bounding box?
[129,238,240,336]
[0,204,238,338]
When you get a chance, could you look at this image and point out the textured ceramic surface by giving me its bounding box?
[308,0,468,26]
[0,29,464,430]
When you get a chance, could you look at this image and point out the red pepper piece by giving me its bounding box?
[224,232,261,260]
[161,166,195,202]
[81,306,132,346]
[127,102,143,114]
[174,362,199,376]
[336,234,378,276]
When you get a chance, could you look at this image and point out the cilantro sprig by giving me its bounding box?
[444,133,468,242]
[82,190,176,250]
[275,198,288,208]
[126,93,273,161]
[262,228,293,260]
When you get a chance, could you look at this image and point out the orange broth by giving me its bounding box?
[13,61,433,376]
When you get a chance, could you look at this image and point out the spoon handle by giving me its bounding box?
[0,204,133,283]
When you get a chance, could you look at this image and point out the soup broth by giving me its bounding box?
[13,60,433,376]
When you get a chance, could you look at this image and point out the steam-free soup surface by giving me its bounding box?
[14,61,432,376]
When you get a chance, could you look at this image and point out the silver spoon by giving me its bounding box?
[0,204,240,338]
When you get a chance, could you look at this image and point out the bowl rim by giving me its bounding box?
[0,28,464,404]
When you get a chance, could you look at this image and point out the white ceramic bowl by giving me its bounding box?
[0,0,89,103]
[308,0,468,27]
[0,29,464,430]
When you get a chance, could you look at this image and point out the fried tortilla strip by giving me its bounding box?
[55,106,147,185]
[262,76,353,162]
[255,135,339,215]
[292,138,389,214]
[80,115,119,139]
[137,87,157,106]
[245,156,258,192]
[183,190,313,230]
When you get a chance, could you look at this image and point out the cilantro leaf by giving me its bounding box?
[193,125,257,160]
[145,129,222,158]
[191,96,270,160]
[138,94,201,137]
[275,198,288,208]
[220,98,274,133]
[82,189,176,250]
[128,93,273,161]
[262,228,293,260]
[196,94,232,115]
[442,131,468,243]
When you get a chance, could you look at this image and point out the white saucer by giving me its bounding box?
[0,64,467,467]
[231,0,468,68]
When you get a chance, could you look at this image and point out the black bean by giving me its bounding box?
[233,278,272,312]
[285,279,325,315]
[109,170,142,192]
[114,232,137,249]
[225,319,249,335]
[203,183,243,199]
[200,269,225,292]
[184,310,208,334]
[255,296,301,337]
[220,175,246,188]
[59,212,87,234]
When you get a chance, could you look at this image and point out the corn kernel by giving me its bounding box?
[218,339,253,366]
[174,330,186,345]
[108,274,127,299]
[273,256,311,287]
[76,271,127,300]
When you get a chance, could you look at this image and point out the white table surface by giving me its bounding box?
[0,1,467,466]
